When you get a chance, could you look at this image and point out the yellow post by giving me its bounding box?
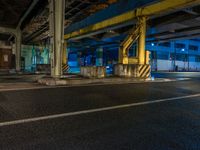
[62,41,69,74]
[138,16,146,65]
[118,47,128,64]
[145,50,150,65]
[62,41,67,65]
[118,47,122,64]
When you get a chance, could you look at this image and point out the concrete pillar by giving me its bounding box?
[11,42,16,55]
[49,0,65,77]
[15,29,22,72]
[96,47,103,66]
[138,16,147,65]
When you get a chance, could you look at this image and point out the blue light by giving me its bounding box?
[151,76,155,81]
[181,48,185,52]
[151,43,155,46]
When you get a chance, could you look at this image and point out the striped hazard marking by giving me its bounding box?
[138,65,151,78]
[62,64,69,73]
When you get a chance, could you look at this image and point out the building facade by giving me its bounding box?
[146,39,200,71]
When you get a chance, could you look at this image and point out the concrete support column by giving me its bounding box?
[96,47,103,66]
[11,42,16,55]
[49,0,65,77]
[15,29,22,72]
[138,16,147,65]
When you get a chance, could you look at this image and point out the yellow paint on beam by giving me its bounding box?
[139,0,200,16]
[64,0,200,40]
[65,10,137,39]
[62,41,67,65]
[145,50,151,65]
[128,58,139,64]
[138,16,146,65]
[118,25,140,64]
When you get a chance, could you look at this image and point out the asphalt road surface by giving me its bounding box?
[0,72,200,150]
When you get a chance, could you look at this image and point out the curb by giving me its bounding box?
[38,77,190,86]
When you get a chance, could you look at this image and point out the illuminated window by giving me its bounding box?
[158,42,171,47]
[189,45,198,51]
[195,56,200,62]
[175,43,185,49]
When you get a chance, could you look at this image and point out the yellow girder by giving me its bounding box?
[64,0,200,40]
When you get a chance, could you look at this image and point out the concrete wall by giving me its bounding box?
[189,62,200,71]
[0,41,13,70]
[80,66,106,78]
[153,59,200,71]
[0,48,12,69]
[156,60,173,71]
[0,41,11,49]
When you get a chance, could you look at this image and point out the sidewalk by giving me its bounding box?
[0,74,190,91]
[0,74,47,91]
[0,74,46,83]
[38,75,180,86]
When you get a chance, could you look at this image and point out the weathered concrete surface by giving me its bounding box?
[38,77,147,86]
[114,64,150,78]
[37,76,182,86]
[80,66,106,78]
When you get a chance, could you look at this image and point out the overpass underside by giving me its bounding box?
[1,0,200,80]
[57,0,199,79]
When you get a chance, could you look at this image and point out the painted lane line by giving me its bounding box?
[0,93,200,127]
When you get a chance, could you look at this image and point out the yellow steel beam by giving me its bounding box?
[138,16,147,65]
[118,25,140,64]
[64,0,200,40]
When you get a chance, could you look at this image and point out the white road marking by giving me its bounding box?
[0,93,200,127]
